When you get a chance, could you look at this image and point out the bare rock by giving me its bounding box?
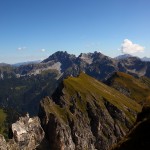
[0,134,7,150]
[10,114,45,150]
[0,114,46,150]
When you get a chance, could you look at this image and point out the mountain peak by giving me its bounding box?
[115,54,133,60]
[78,53,93,64]
[42,51,76,63]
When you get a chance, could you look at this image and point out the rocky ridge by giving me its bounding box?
[39,73,141,150]
[105,72,150,105]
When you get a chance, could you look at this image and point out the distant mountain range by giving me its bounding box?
[141,56,150,62]
[12,60,41,67]
[1,52,150,77]
[115,54,133,60]
[1,53,150,69]
[115,54,150,62]
[0,63,10,66]
[1,51,150,80]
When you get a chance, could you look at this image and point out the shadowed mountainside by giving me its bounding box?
[105,72,150,105]
[111,105,150,150]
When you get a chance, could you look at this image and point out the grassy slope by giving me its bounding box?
[107,72,150,105]
[0,109,7,137]
[65,73,141,120]
[42,73,141,125]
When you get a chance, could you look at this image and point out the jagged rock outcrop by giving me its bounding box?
[0,114,46,150]
[39,73,141,150]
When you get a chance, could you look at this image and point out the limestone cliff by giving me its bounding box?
[0,114,46,150]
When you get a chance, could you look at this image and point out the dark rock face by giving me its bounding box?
[64,51,118,81]
[39,98,99,150]
[39,73,141,150]
[86,101,123,150]
[46,114,76,150]
[42,51,76,72]
[111,106,150,150]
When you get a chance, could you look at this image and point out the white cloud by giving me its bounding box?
[40,49,46,52]
[121,39,145,54]
[17,46,27,51]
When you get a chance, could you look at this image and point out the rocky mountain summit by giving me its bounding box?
[15,51,150,80]
[1,51,150,80]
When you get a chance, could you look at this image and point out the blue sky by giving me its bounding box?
[0,0,150,63]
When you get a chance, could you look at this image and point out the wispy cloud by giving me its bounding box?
[17,46,27,51]
[40,49,46,52]
[121,39,145,54]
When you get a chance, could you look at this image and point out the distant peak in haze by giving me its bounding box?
[115,54,150,62]
[141,57,150,62]
[0,63,10,67]
[12,60,41,67]
[115,54,133,60]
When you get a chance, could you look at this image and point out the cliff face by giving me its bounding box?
[111,106,150,150]
[0,114,46,150]
[39,73,141,150]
